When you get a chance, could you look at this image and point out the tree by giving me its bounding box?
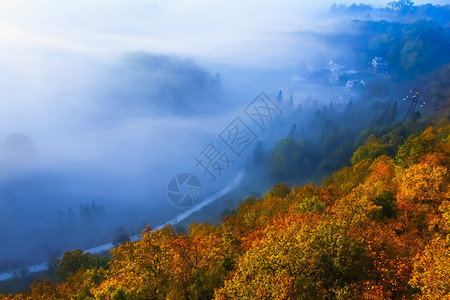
[397,163,448,211]
[267,183,291,198]
[29,278,58,299]
[411,237,450,299]
[395,127,436,168]
[55,249,109,281]
[93,226,172,299]
[112,233,131,247]
[216,220,372,299]
[351,139,388,165]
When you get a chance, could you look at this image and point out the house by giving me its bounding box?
[372,57,389,73]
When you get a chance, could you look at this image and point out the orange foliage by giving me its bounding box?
[7,119,450,300]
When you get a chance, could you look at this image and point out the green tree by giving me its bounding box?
[395,127,436,168]
[351,139,388,165]
[55,249,109,281]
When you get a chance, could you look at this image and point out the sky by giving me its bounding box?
[0,0,447,67]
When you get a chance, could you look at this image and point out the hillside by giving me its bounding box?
[2,112,450,299]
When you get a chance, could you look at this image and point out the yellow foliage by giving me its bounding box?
[7,119,450,300]
[411,237,450,299]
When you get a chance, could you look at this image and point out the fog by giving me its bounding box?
[0,0,447,275]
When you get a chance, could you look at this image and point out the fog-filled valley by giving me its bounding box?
[0,0,449,295]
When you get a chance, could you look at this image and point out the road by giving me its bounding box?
[0,170,245,282]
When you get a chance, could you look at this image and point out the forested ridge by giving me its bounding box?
[2,114,450,299]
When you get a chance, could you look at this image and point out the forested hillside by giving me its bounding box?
[2,114,450,299]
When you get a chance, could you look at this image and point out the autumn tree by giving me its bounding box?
[410,237,450,299]
[93,226,173,299]
[55,249,109,281]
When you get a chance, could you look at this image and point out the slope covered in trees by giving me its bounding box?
[2,116,450,299]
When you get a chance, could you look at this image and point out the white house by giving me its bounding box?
[372,57,389,73]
